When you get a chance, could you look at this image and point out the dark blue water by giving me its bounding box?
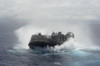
[1,47,100,66]
[0,21,100,66]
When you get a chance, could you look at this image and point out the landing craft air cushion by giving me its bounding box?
[28,32,74,49]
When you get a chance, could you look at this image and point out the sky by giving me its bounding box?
[0,0,100,22]
[0,0,100,49]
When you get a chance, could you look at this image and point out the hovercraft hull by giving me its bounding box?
[28,32,74,49]
[28,41,61,49]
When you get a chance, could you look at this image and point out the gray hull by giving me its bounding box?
[28,32,74,49]
[28,40,61,49]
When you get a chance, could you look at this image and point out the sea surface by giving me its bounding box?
[1,45,100,66]
[0,22,100,66]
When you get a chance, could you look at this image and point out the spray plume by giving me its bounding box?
[14,22,96,51]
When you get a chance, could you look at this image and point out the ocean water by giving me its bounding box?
[1,45,100,66]
[0,22,100,66]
